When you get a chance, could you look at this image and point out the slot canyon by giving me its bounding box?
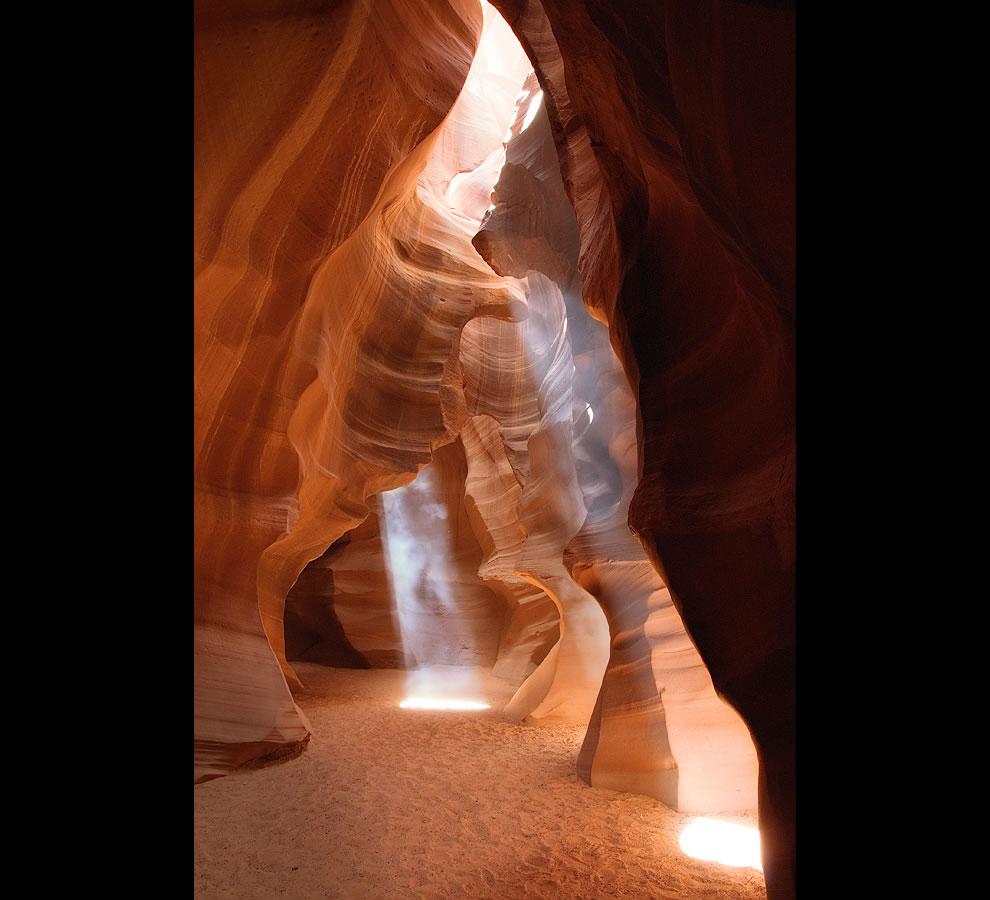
[194,1,795,898]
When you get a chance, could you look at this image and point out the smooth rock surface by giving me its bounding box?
[195,2,794,895]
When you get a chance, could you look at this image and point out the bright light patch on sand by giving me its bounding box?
[679,818,762,870]
[397,665,490,711]
[400,698,490,710]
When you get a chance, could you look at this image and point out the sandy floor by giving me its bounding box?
[194,664,767,899]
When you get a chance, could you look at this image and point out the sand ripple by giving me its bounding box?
[194,665,766,899]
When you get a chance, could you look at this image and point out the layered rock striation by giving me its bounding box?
[196,0,793,895]
[472,75,756,812]
[490,1,795,894]
[195,0,498,781]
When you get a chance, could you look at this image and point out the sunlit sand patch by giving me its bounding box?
[679,817,763,870]
[399,698,490,710]
[398,665,493,711]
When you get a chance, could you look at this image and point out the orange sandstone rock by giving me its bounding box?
[196,9,794,900]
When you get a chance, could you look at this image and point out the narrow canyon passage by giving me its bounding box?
[194,664,766,900]
[195,0,794,893]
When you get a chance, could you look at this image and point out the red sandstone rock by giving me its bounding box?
[491,2,795,894]
[195,0,494,780]
[473,75,756,812]
[196,1,794,895]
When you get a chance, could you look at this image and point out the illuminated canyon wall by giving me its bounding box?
[195,0,794,896]
[485,4,796,896]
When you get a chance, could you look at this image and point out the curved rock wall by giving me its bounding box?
[196,1,794,895]
[195,0,493,780]
[473,75,756,813]
[490,1,795,894]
